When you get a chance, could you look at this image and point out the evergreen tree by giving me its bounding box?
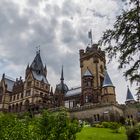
[100,0,140,88]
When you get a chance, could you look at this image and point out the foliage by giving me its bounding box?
[101,122,121,133]
[99,0,140,87]
[94,124,104,128]
[0,110,82,140]
[109,122,121,133]
[38,110,82,140]
[126,124,140,140]
[101,122,111,128]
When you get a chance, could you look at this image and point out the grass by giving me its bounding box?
[76,127,127,140]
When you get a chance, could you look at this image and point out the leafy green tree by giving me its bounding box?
[38,109,82,140]
[100,0,140,87]
[0,109,82,140]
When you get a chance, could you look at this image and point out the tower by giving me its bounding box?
[81,68,94,104]
[79,44,106,104]
[54,66,69,107]
[101,71,116,104]
[24,50,50,111]
[125,87,135,104]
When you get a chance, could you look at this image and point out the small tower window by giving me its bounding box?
[85,95,88,103]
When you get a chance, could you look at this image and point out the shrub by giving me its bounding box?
[109,122,121,133]
[102,122,109,128]
[126,125,140,140]
[95,124,103,128]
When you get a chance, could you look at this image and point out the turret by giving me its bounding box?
[125,87,135,104]
[101,71,116,104]
[81,68,94,104]
[54,66,69,107]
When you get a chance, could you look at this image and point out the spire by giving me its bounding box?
[102,71,114,87]
[126,86,134,101]
[60,65,64,82]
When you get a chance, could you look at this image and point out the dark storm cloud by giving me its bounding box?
[0,0,129,102]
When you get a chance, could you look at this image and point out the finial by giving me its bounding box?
[36,45,40,54]
[88,29,93,47]
[60,65,64,81]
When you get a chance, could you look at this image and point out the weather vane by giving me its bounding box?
[88,29,93,47]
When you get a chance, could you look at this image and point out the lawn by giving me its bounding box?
[76,127,127,140]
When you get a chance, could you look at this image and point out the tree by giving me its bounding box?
[0,109,82,140]
[100,0,140,88]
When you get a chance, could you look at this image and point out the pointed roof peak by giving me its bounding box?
[30,50,44,75]
[126,87,135,101]
[60,65,64,81]
[36,45,40,54]
[102,71,114,87]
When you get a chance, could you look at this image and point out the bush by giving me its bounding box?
[109,122,121,133]
[126,125,140,140]
[102,122,111,128]
[95,124,103,128]
[101,122,121,133]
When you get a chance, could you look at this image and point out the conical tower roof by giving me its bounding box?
[30,50,44,75]
[102,71,114,87]
[126,87,134,101]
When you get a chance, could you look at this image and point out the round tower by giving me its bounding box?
[101,71,116,104]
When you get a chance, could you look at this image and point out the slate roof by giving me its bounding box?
[32,71,48,84]
[4,76,15,92]
[65,87,81,97]
[30,52,44,75]
[56,83,69,94]
[102,71,114,87]
[126,87,134,101]
[83,69,92,77]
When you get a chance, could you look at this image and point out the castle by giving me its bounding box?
[0,43,139,123]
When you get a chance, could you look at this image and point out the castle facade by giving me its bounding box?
[0,44,139,123]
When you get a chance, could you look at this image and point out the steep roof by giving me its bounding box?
[3,75,15,92]
[30,51,49,84]
[102,71,114,87]
[32,71,48,84]
[65,87,81,97]
[55,66,69,94]
[126,87,134,101]
[83,69,92,77]
[30,51,44,75]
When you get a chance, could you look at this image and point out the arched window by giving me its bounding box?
[9,106,11,112]
[20,102,22,111]
[12,104,15,112]
[24,99,29,110]
[16,104,18,112]
[97,114,100,121]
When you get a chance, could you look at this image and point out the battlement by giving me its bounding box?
[79,44,105,60]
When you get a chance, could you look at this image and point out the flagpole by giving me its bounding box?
[91,29,93,46]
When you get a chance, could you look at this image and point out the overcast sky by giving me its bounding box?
[0,0,137,103]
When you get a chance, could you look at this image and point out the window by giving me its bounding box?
[17,94,19,100]
[40,92,43,96]
[27,81,31,87]
[36,82,39,87]
[65,101,69,108]
[26,90,31,96]
[85,95,88,103]
[70,101,73,108]
[21,93,23,98]
[13,95,15,100]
